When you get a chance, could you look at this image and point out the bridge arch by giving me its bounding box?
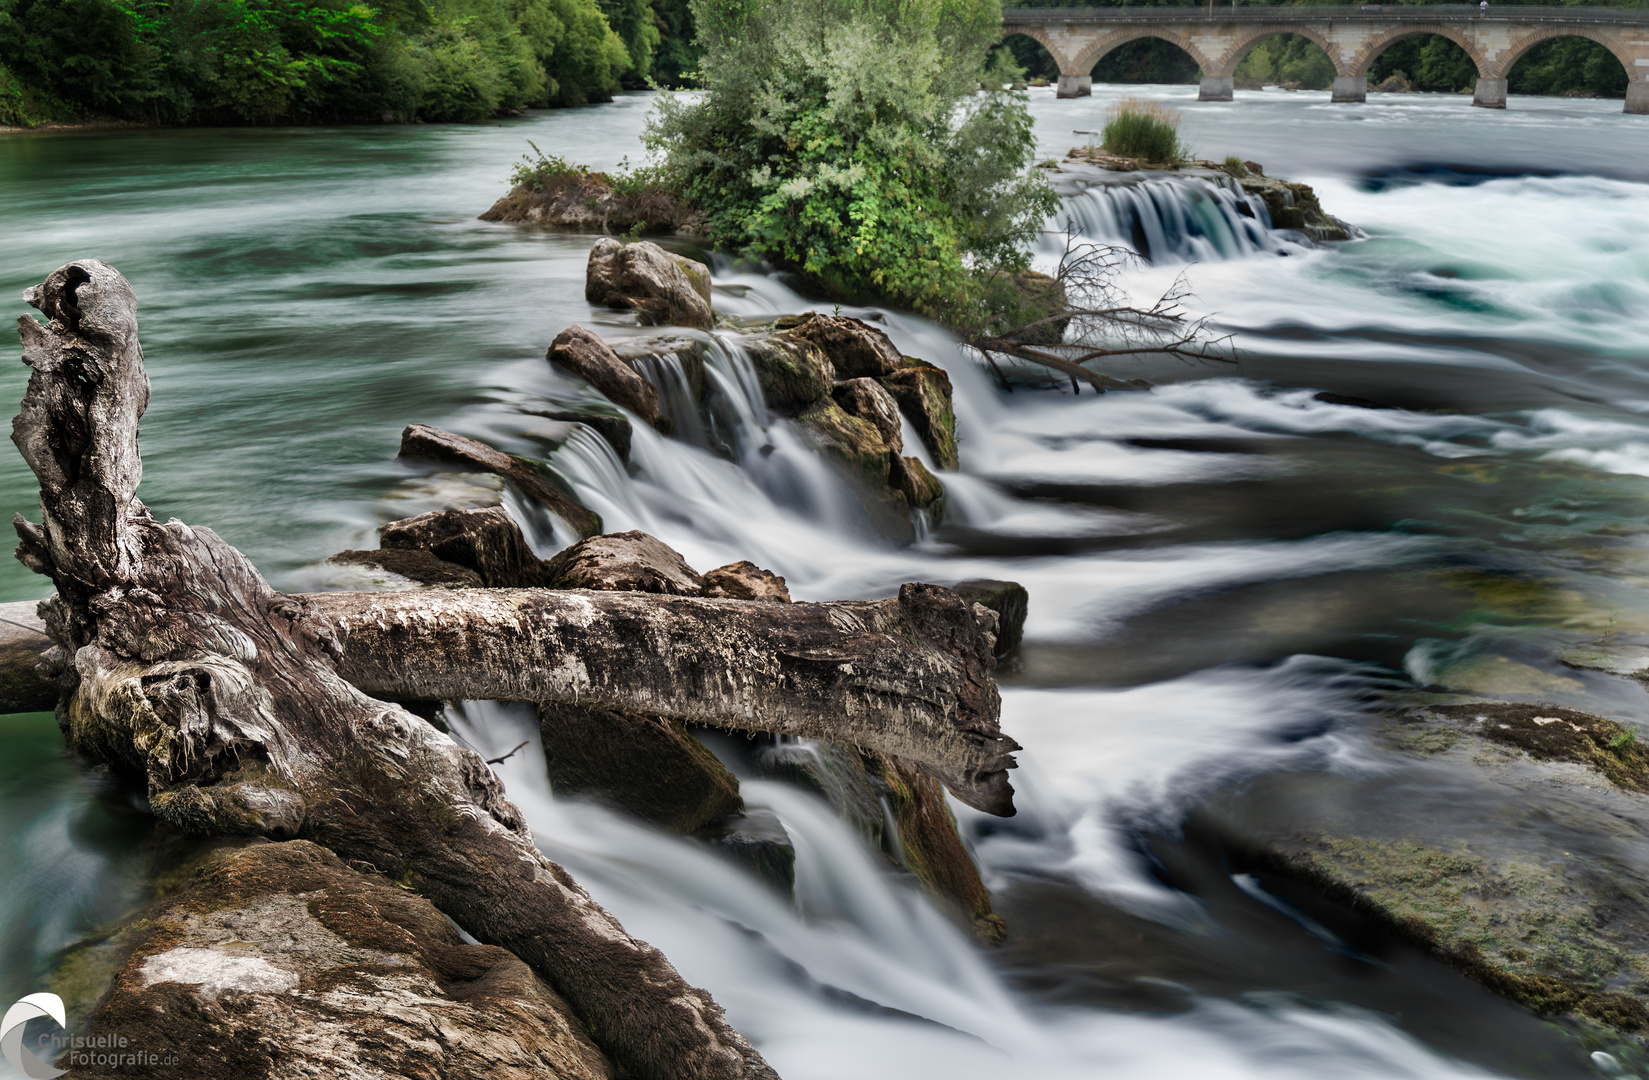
[1349,25,1488,80]
[1070,30,1215,81]
[1000,25,1075,76]
[1210,26,1351,79]
[998,30,1061,82]
[1490,26,1641,84]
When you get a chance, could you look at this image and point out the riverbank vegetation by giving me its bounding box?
[0,0,673,127]
[1099,96,1188,163]
[642,0,1057,321]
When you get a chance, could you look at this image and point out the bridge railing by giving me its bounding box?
[1002,4,1649,23]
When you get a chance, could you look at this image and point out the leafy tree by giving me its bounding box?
[598,0,660,82]
[1510,37,1627,97]
[1235,33,1335,89]
[1092,38,1197,83]
[648,0,699,86]
[645,0,1056,318]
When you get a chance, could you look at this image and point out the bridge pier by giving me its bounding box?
[1472,77,1508,109]
[1057,74,1092,99]
[1198,75,1234,102]
[1331,76,1366,104]
[1627,83,1649,114]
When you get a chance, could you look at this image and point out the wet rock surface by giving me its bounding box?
[703,561,791,603]
[397,423,600,538]
[379,506,548,589]
[540,705,744,834]
[67,840,612,1080]
[878,361,959,471]
[585,238,713,330]
[548,324,663,427]
[325,547,485,589]
[951,580,1029,658]
[1223,701,1649,1039]
[776,313,904,379]
[743,332,835,416]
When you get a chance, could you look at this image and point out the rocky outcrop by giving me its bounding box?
[586,238,713,330]
[70,840,613,1080]
[542,530,706,595]
[703,561,791,603]
[775,313,904,379]
[397,423,600,538]
[878,361,960,471]
[524,407,634,466]
[479,173,689,235]
[833,378,903,452]
[795,398,896,491]
[548,325,662,427]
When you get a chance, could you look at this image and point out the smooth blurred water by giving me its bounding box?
[3,86,1649,1079]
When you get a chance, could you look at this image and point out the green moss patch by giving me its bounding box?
[1420,703,1649,792]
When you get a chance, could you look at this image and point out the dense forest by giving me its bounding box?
[0,0,1634,128]
[0,0,703,126]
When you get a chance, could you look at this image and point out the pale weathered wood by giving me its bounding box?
[10,261,774,1080]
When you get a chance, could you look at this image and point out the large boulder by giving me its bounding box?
[585,238,714,330]
[398,424,601,538]
[69,840,611,1080]
[542,530,706,595]
[878,361,959,471]
[379,506,547,588]
[832,377,903,453]
[548,325,662,428]
[539,705,744,835]
[741,332,834,416]
[777,313,904,379]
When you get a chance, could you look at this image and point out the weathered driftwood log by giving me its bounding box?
[11,261,774,1080]
[306,584,1018,815]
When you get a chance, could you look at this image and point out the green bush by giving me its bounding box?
[1234,32,1335,90]
[1100,97,1187,163]
[644,0,1055,320]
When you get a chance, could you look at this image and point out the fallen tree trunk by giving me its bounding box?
[1,587,1019,814]
[10,261,774,1080]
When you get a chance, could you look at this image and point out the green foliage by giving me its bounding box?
[1510,37,1627,98]
[597,0,660,82]
[0,0,630,125]
[1235,32,1335,90]
[1368,33,1476,92]
[645,0,1057,319]
[1610,729,1637,751]
[648,0,700,86]
[1001,32,1056,81]
[1222,154,1248,176]
[1092,38,1197,84]
[1100,96,1188,162]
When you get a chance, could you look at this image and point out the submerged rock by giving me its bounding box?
[525,407,634,466]
[702,807,797,894]
[585,238,713,330]
[71,840,612,1080]
[543,530,707,595]
[548,324,663,427]
[325,547,484,589]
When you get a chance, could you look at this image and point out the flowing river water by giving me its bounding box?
[3,85,1649,1079]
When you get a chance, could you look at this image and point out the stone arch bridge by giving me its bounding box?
[1002,5,1649,112]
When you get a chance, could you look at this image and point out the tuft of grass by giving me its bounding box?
[1222,154,1249,177]
[1100,97,1190,164]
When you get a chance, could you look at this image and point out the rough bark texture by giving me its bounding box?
[775,314,904,379]
[542,531,705,596]
[702,562,790,603]
[547,325,662,428]
[539,705,744,834]
[585,239,713,330]
[397,424,601,538]
[11,261,774,1080]
[69,839,613,1080]
[306,585,1017,815]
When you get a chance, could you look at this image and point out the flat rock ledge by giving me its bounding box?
[63,840,612,1080]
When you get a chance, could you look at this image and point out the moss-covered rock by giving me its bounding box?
[795,398,895,490]
[878,361,959,471]
[775,313,904,379]
[741,332,835,416]
[890,455,944,513]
